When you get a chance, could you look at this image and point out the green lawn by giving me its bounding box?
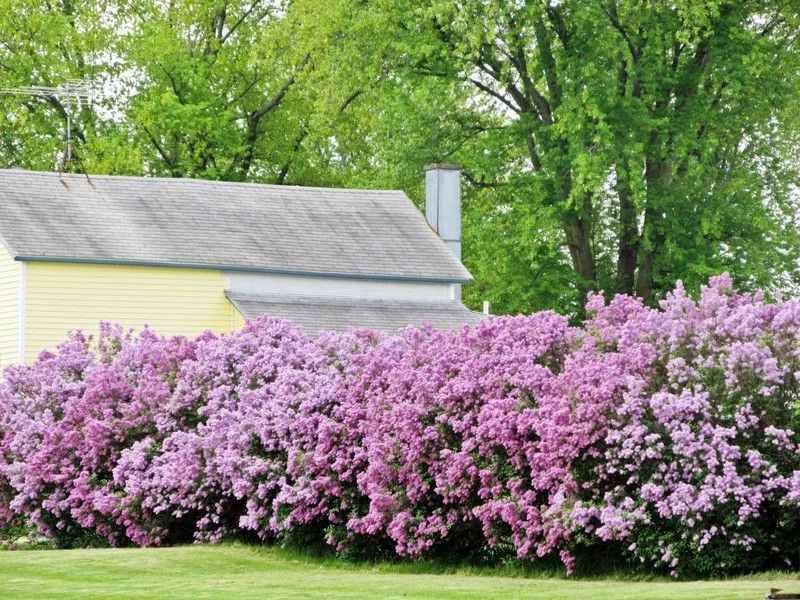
[0,544,797,600]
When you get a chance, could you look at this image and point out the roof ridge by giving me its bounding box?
[0,168,406,195]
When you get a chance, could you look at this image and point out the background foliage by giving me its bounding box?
[0,0,799,315]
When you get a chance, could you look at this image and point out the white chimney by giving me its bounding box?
[425,164,462,261]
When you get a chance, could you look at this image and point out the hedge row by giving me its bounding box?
[1,274,798,576]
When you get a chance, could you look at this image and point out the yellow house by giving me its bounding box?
[0,167,482,367]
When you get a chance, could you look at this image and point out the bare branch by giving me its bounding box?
[759,5,787,37]
[277,88,364,184]
[234,55,310,178]
[544,3,570,49]
[143,125,180,176]
[252,54,309,123]
[500,43,552,121]
[530,13,562,113]
[468,77,521,113]
[215,4,227,42]
[474,57,536,117]
[603,1,639,61]
[43,95,86,143]
[527,133,542,171]
[276,128,307,184]
[220,0,266,44]
[225,70,266,109]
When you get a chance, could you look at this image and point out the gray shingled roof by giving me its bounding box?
[226,291,486,334]
[0,170,471,282]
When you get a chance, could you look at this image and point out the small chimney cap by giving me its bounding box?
[424,163,462,172]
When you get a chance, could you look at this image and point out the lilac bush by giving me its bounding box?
[114,320,375,545]
[311,315,587,566]
[571,275,800,575]
[0,324,197,546]
[0,275,797,576]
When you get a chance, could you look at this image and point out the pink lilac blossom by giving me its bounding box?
[0,275,797,577]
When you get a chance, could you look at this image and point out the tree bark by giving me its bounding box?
[563,191,596,308]
[615,163,639,295]
[635,155,671,302]
[564,212,596,283]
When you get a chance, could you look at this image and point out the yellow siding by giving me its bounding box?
[0,245,19,368]
[232,305,246,330]
[24,262,232,363]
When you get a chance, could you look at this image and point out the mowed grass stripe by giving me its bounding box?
[0,544,797,600]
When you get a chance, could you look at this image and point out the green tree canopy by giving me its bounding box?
[363,0,800,313]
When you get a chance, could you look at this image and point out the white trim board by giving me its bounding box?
[17,262,25,364]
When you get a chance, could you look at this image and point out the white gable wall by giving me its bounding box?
[224,271,456,301]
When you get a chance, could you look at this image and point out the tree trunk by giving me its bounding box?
[564,215,595,283]
[562,191,596,311]
[635,155,671,302]
[615,164,639,296]
[634,215,659,302]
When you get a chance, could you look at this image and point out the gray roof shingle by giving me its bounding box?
[0,170,471,282]
[226,291,486,335]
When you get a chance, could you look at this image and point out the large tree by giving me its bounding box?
[359,0,800,311]
[0,0,383,184]
[113,0,373,182]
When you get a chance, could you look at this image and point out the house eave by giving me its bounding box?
[14,255,473,284]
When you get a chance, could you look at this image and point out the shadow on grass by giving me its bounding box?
[232,534,665,583]
[227,540,800,585]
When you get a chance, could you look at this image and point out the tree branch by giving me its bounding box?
[468,78,521,113]
[251,54,309,124]
[143,125,180,176]
[531,13,562,113]
[544,3,570,49]
[603,1,639,61]
[43,95,86,143]
[275,88,363,184]
[463,171,503,188]
[501,43,552,121]
[220,0,266,44]
[474,56,537,117]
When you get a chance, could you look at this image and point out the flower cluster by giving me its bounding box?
[0,275,798,576]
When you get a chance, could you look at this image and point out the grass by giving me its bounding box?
[0,544,797,599]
